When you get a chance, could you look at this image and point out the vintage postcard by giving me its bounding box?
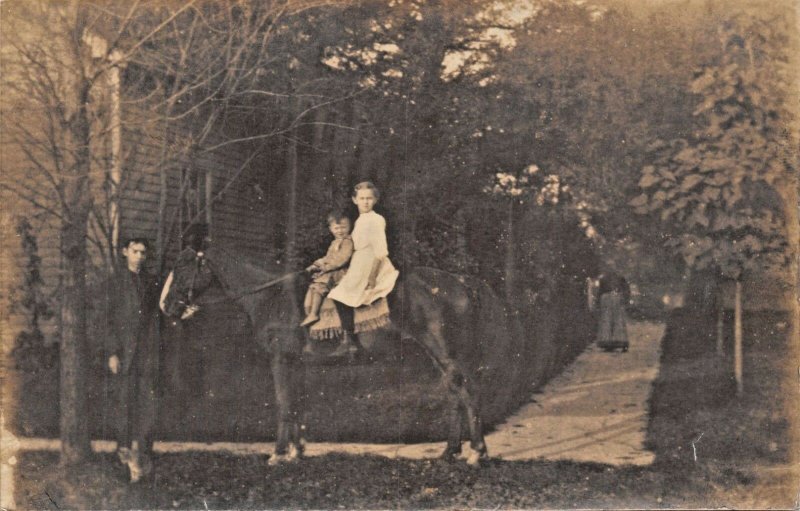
[1,0,797,509]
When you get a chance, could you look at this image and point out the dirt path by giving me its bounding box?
[1,320,665,508]
[485,320,665,465]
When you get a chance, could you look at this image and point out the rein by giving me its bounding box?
[194,269,302,305]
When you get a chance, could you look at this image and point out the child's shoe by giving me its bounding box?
[329,332,358,358]
[300,314,319,327]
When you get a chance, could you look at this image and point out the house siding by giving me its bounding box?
[3,99,274,350]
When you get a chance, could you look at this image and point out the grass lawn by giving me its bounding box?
[13,310,797,509]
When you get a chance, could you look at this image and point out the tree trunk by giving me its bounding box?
[504,199,516,305]
[286,107,299,271]
[60,88,93,464]
[156,120,170,273]
[778,147,800,468]
[734,278,743,396]
[716,290,724,356]
[60,211,91,464]
[454,208,469,273]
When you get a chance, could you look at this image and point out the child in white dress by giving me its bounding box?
[327,181,399,356]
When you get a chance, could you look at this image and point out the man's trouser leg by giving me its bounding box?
[115,368,133,450]
[132,347,158,455]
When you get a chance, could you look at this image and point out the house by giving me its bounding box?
[1,29,276,353]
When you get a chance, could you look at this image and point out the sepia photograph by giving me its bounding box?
[0,0,798,508]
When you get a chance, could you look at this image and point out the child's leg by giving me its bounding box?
[301,283,327,326]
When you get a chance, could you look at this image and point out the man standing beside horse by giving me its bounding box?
[106,237,161,481]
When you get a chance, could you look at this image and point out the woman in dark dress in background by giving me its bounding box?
[596,270,631,352]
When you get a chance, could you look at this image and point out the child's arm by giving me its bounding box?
[316,239,354,273]
[366,217,389,289]
[366,259,382,289]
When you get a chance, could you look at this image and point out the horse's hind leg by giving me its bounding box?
[412,317,487,466]
[450,370,487,466]
[441,399,464,462]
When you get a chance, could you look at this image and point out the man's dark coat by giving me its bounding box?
[106,267,160,451]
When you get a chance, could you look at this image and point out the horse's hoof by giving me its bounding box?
[269,449,301,466]
[287,443,303,462]
[268,453,286,466]
[439,448,461,463]
[465,446,488,468]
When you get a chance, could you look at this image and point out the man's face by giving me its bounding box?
[122,242,147,272]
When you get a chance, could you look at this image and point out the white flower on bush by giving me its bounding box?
[485,163,571,207]
[495,172,516,187]
[542,174,560,204]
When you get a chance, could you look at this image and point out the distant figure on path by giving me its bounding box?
[596,269,630,352]
[106,237,160,480]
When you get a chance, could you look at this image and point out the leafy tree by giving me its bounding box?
[631,14,796,394]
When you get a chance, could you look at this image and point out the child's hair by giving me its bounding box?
[122,237,150,251]
[327,210,350,225]
[352,181,380,200]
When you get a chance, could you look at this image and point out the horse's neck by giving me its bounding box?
[208,247,278,294]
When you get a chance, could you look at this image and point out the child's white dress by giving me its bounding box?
[328,211,399,307]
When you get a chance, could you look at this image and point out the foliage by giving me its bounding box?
[631,15,794,280]
[10,216,57,371]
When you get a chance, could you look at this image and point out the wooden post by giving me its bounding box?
[286,101,299,271]
[734,279,743,395]
[716,294,724,356]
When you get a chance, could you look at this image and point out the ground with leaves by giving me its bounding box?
[13,309,796,509]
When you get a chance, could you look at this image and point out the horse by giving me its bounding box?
[163,244,520,466]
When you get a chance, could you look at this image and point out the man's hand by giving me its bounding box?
[306,264,319,273]
[181,304,200,320]
[108,355,120,375]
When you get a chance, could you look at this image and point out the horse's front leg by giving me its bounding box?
[289,353,308,458]
[269,351,302,465]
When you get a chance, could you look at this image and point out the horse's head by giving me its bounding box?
[162,247,216,317]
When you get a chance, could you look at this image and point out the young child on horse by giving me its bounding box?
[301,212,354,327]
[327,181,399,357]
